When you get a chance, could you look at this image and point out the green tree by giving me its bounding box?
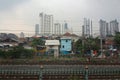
[31,38,45,47]
[74,37,100,56]
[114,32,120,49]
[73,39,84,56]
[0,50,5,58]
[11,46,34,59]
[85,37,100,51]
[0,46,34,59]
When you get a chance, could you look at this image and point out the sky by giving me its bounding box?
[0,0,120,36]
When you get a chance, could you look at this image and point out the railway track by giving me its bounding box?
[0,74,120,80]
[0,60,120,65]
[0,65,120,80]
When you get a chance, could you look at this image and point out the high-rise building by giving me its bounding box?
[110,19,119,36]
[39,12,53,35]
[82,18,93,38]
[54,23,61,35]
[99,19,108,38]
[35,24,39,36]
[20,32,25,38]
[64,22,68,33]
[106,23,109,36]
[99,19,119,38]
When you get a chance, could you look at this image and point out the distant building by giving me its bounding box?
[99,19,119,38]
[82,18,93,38]
[60,38,72,54]
[54,23,61,35]
[39,12,53,35]
[20,32,25,38]
[63,22,69,34]
[106,23,109,36]
[99,19,108,38]
[110,19,119,36]
[35,24,39,36]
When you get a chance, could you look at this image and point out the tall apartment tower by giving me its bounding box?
[39,12,53,35]
[35,24,39,36]
[110,19,119,36]
[54,23,61,35]
[82,18,93,38]
[64,22,68,33]
[99,19,108,38]
[106,23,109,36]
[20,32,25,38]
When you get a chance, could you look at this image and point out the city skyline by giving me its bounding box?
[0,0,120,36]
[99,19,119,38]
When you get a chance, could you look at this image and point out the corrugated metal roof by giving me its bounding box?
[45,40,60,45]
[60,37,72,39]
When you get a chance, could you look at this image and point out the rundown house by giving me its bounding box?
[45,40,60,57]
[0,33,19,46]
[0,33,19,51]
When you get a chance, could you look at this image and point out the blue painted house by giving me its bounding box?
[60,38,72,54]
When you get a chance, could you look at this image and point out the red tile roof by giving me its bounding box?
[63,32,78,37]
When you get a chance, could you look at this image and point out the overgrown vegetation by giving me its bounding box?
[0,46,34,59]
[114,32,120,49]
[31,38,45,47]
[73,37,100,56]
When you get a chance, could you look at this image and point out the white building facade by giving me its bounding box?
[39,12,53,35]
[99,19,108,38]
[82,18,93,38]
[45,40,60,58]
[54,23,61,35]
[110,20,119,36]
[35,24,39,36]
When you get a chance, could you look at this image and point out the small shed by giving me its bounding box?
[45,40,60,57]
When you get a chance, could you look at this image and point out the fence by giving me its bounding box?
[0,65,120,80]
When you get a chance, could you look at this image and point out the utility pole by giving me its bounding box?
[100,37,103,58]
[82,25,85,55]
[85,65,88,80]
[91,20,93,37]
[39,65,43,80]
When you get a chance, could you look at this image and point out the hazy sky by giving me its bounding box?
[0,0,120,36]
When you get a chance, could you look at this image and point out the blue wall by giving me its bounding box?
[60,38,72,54]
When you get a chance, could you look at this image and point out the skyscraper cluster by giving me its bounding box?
[38,12,69,36]
[82,18,93,38]
[39,12,53,35]
[36,12,119,38]
[99,19,119,38]
[54,22,69,35]
[110,20,119,36]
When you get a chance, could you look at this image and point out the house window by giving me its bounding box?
[66,40,68,42]
[62,45,64,48]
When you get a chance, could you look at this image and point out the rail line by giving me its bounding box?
[0,65,120,80]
